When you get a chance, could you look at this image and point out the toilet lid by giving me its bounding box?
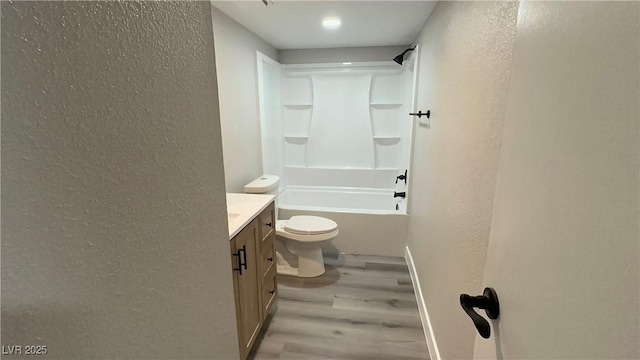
[284,216,338,235]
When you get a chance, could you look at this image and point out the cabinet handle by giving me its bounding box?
[233,245,247,275]
[265,222,272,228]
[267,257,273,262]
[241,245,248,270]
[269,290,275,295]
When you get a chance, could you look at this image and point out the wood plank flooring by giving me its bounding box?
[248,254,430,360]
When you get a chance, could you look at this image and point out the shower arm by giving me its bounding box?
[393,46,416,65]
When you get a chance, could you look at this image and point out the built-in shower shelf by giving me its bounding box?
[283,104,313,109]
[369,102,402,108]
[373,136,401,145]
[284,135,309,143]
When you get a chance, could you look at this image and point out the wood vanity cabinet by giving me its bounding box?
[230,201,277,360]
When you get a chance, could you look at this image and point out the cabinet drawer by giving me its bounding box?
[258,203,275,241]
[262,266,277,316]
[260,234,275,278]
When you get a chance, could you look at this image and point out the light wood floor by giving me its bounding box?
[248,254,430,360]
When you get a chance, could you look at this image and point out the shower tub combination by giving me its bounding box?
[278,186,409,257]
[257,53,418,257]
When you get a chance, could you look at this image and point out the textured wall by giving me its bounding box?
[476,2,639,358]
[1,2,238,359]
[406,2,518,359]
[278,46,409,64]
[211,7,279,192]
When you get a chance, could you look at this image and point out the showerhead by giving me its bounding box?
[393,47,416,65]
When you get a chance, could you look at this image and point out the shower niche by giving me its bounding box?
[257,53,417,213]
[282,76,313,167]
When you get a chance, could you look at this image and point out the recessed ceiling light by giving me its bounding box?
[322,17,341,30]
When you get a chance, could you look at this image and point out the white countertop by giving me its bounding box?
[226,193,275,239]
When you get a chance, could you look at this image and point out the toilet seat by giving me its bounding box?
[276,216,339,242]
[284,216,338,235]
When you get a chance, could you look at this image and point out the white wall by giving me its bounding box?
[279,46,409,64]
[211,7,279,192]
[1,2,239,359]
[476,2,639,358]
[406,2,519,359]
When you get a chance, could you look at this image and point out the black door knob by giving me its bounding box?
[460,287,500,339]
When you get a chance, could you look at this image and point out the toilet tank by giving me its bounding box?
[244,175,279,194]
[245,175,280,219]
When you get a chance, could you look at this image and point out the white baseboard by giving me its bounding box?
[405,246,441,360]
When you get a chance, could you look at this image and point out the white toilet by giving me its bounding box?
[245,175,338,278]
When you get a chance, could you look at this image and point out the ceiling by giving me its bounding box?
[212,1,437,50]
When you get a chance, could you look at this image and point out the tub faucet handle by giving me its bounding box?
[396,169,408,184]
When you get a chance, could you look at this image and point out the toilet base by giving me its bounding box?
[275,245,326,278]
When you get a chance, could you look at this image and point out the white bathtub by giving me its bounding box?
[279,186,402,214]
[278,186,409,257]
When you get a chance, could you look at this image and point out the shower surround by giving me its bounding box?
[257,54,417,256]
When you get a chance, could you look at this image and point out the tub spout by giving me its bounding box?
[394,191,406,198]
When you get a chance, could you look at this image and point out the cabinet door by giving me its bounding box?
[230,220,262,360]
